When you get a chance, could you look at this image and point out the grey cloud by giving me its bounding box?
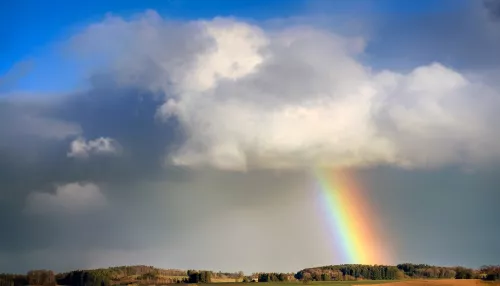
[0,84,180,201]
[483,0,500,20]
[0,100,81,145]
[0,84,177,259]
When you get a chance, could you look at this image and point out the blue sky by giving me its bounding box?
[1,0,465,93]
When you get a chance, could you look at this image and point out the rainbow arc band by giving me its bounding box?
[315,168,388,265]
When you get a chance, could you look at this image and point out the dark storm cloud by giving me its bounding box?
[0,100,80,147]
[0,78,183,186]
[0,77,187,268]
[483,0,500,20]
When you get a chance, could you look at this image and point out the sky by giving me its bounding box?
[1,0,500,274]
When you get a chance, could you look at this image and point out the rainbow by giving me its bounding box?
[314,168,390,265]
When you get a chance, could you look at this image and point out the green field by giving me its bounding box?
[302,282,388,285]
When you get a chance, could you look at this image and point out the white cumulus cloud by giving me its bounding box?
[67,137,121,158]
[70,11,500,171]
[25,182,107,214]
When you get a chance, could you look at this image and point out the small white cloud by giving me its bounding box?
[67,137,121,158]
[25,182,107,215]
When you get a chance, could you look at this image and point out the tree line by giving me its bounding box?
[254,273,295,282]
[186,270,212,283]
[0,271,56,286]
[480,265,500,281]
[296,265,403,281]
[56,270,112,286]
[396,263,459,279]
[0,274,28,286]
[1,263,499,285]
[294,263,498,281]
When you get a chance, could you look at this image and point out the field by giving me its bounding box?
[363,280,500,285]
[202,281,500,286]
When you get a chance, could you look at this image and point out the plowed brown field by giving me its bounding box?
[354,280,500,286]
